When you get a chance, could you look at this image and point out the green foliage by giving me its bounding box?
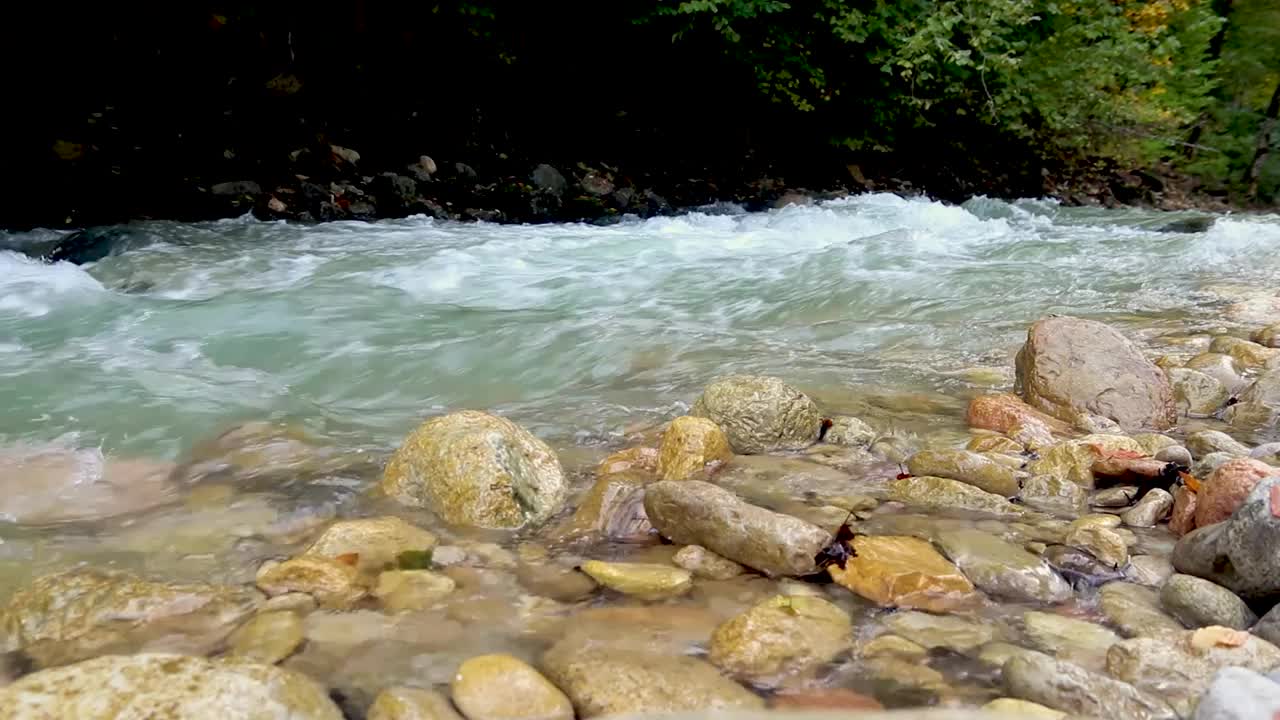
[643,0,1275,195]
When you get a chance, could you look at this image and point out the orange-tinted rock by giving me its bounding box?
[1195,458,1275,528]
[967,393,1073,435]
[597,447,658,477]
[655,416,732,481]
[1170,485,1199,537]
[770,688,884,712]
[828,535,978,613]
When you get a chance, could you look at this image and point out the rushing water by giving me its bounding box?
[4,194,1279,458]
[2,194,1280,709]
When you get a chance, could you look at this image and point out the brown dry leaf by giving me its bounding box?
[334,552,360,567]
[1180,471,1202,493]
[1189,626,1250,651]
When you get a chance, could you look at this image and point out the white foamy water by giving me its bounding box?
[2,195,1278,457]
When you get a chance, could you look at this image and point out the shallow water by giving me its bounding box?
[3,194,1280,711]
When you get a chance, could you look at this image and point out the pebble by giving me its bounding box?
[451,654,573,720]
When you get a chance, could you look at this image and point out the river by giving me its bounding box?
[2,193,1279,712]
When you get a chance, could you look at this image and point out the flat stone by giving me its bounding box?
[936,528,1071,603]
[1020,474,1089,516]
[1063,524,1129,568]
[1003,651,1175,720]
[981,698,1066,718]
[578,561,691,600]
[1094,485,1141,508]
[672,545,744,580]
[1187,430,1251,459]
[1099,582,1184,639]
[888,475,1023,515]
[1122,489,1174,528]
[828,535,978,612]
[882,611,995,652]
[1022,611,1121,670]
[0,653,342,719]
[303,516,438,575]
[906,449,1022,497]
[373,570,457,611]
[255,556,364,610]
[859,634,928,660]
[967,392,1075,435]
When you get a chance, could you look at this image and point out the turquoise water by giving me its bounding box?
[2,194,1278,459]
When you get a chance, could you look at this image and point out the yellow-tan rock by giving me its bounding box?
[227,611,304,664]
[255,556,364,609]
[655,416,732,481]
[369,687,464,720]
[381,410,566,529]
[303,516,437,574]
[579,560,692,600]
[708,595,852,685]
[373,570,456,611]
[451,653,573,720]
[828,535,978,612]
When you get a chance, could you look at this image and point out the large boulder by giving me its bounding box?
[1172,476,1280,601]
[905,450,1021,497]
[1003,651,1176,720]
[689,375,822,454]
[1199,458,1277,529]
[708,595,851,686]
[380,411,567,529]
[643,480,830,576]
[1015,316,1176,431]
[0,653,342,719]
[828,535,978,612]
[1227,370,1280,430]
[1193,667,1280,720]
[0,569,259,659]
[936,528,1071,603]
[540,638,762,718]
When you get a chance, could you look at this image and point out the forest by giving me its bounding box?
[4,0,1278,228]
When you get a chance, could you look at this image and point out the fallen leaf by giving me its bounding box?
[1189,626,1250,651]
[1180,471,1202,493]
[334,553,359,567]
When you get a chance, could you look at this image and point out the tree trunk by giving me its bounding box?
[1184,0,1234,159]
[1244,78,1280,201]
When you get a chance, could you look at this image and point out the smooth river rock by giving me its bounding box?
[828,535,978,612]
[1227,370,1280,430]
[1196,457,1274,528]
[578,561,692,600]
[1063,523,1129,569]
[966,392,1075,435]
[655,416,732,481]
[1160,574,1256,629]
[303,516,438,574]
[1121,489,1174,528]
[451,654,573,720]
[560,470,655,543]
[643,480,830,577]
[888,475,1023,515]
[881,611,995,653]
[369,687,464,720]
[708,595,851,685]
[0,653,342,719]
[905,449,1021,497]
[1021,474,1089,516]
[381,410,567,529]
[1099,582,1184,638]
[540,638,763,718]
[255,556,364,610]
[1003,651,1176,720]
[689,375,822,454]
[0,446,177,525]
[1022,611,1120,669]
[672,545,744,580]
[1170,367,1230,415]
[936,528,1071,603]
[1187,430,1251,459]
[1015,316,1176,432]
[227,611,304,664]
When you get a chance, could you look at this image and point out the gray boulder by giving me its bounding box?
[936,528,1071,603]
[1172,476,1280,601]
[1160,574,1256,630]
[690,375,822,454]
[643,480,830,577]
[1015,316,1176,431]
[1003,651,1175,719]
[1193,667,1280,720]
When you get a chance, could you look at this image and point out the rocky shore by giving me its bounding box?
[3,313,1280,719]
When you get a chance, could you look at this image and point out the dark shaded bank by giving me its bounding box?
[0,2,1245,232]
